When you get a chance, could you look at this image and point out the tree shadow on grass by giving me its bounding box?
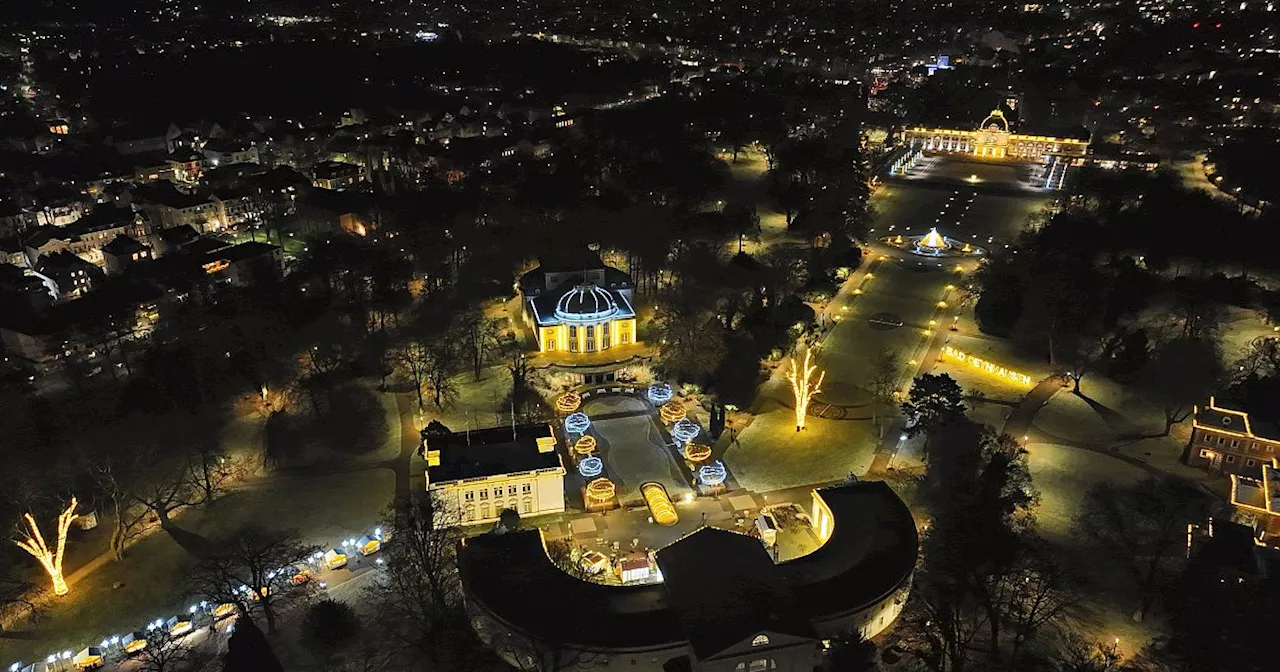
[164,524,216,558]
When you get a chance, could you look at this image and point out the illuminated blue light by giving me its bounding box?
[672,418,700,444]
[698,461,727,486]
[564,412,591,434]
[578,456,603,478]
[554,284,620,323]
[647,383,673,404]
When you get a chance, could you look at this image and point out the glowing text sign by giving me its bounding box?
[942,345,1033,386]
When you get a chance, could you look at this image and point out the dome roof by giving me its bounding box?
[979,109,1009,132]
[554,283,619,323]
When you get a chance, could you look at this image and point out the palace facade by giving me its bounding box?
[904,109,1089,161]
[518,249,638,354]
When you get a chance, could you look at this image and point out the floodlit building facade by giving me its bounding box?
[905,109,1089,161]
[1188,397,1280,476]
[517,249,638,355]
[1229,457,1280,547]
[423,424,567,525]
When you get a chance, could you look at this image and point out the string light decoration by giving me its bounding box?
[683,443,712,462]
[586,478,616,502]
[646,383,673,404]
[659,402,686,424]
[671,418,700,444]
[556,391,582,413]
[787,350,826,432]
[578,457,604,478]
[15,497,79,596]
[641,483,678,526]
[564,412,591,435]
[698,461,728,487]
[573,435,598,456]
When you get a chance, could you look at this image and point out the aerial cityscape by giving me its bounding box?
[1,1,1278,671]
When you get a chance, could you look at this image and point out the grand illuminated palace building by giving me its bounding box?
[904,109,1089,161]
[518,248,637,355]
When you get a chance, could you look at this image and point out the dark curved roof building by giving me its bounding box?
[458,480,918,671]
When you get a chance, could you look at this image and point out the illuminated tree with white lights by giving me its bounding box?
[14,497,79,596]
[787,350,825,432]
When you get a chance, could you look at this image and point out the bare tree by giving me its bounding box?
[134,626,194,672]
[869,348,902,434]
[365,496,463,664]
[186,526,316,633]
[1075,476,1218,620]
[393,339,432,409]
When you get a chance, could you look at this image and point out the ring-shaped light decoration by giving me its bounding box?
[647,383,673,405]
[554,284,620,323]
[573,434,598,456]
[578,456,604,478]
[586,477,616,501]
[683,442,712,462]
[564,412,591,435]
[659,402,686,424]
[556,391,582,413]
[671,417,700,444]
[698,461,728,487]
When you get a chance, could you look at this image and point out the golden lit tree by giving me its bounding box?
[14,497,79,596]
[787,350,825,432]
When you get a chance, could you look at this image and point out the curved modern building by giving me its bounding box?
[458,480,918,672]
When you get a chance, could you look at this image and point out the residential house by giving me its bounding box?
[34,251,101,300]
[200,138,260,166]
[311,160,366,190]
[134,184,227,232]
[199,241,283,286]
[102,235,153,276]
[1188,397,1280,476]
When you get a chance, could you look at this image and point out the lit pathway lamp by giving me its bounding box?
[15,497,79,597]
[787,350,825,432]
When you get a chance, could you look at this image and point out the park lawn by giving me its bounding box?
[725,403,876,492]
[0,471,395,669]
[1025,441,1161,656]
[418,365,516,432]
[181,470,395,546]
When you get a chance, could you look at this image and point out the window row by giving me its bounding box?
[463,483,532,502]
[1199,449,1261,469]
[1200,432,1276,453]
[464,498,534,521]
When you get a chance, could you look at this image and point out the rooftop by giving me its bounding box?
[424,424,564,484]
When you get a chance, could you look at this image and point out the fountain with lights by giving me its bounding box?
[882,227,985,258]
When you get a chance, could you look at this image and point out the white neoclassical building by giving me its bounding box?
[423,424,566,525]
[905,109,1089,161]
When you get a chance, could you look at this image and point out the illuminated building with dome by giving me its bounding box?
[905,109,1089,162]
[518,248,638,355]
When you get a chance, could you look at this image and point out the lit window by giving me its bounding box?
[1200,450,1211,458]
[751,634,770,647]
